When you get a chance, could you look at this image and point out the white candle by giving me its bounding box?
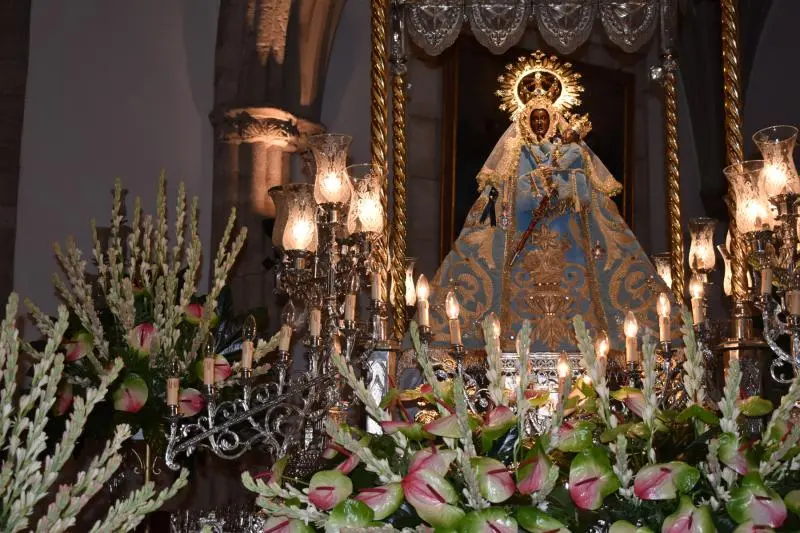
[278,324,292,352]
[624,311,638,364]
[344,293,357,322]
[691,298,704,325]
[761,268,773,296]
[445,290,461,346]
[656,292,671,343]
[416,275,430,327]
[557,352,570,395]
[203,357,215,385]
[310,308,322,337]
[167,377,180,406]
[689,277,705,325]
[371,272,382,301]
[595,335,609,376]
[787,290,800,316]
[241,340,254,370]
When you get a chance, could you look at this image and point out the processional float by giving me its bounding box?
[164,0,787,482]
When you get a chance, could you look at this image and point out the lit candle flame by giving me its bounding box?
[445,290,460,320]
[657,292,671,318]
[415,274,429,302]
[623,311,638,338]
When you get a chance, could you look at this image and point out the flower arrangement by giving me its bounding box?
[28,176,278,449]
[0,293,188,531]
[242,311,800,532]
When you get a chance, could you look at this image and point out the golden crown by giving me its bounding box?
[496,51,584,118]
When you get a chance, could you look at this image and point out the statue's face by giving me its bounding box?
[530,108,550,139]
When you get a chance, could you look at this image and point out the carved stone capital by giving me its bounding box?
[213,107,323,150]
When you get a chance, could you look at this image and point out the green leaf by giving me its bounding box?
[676,405,720,426]
[527,390,551,408]
[327,499,375,531]
[600,423,634,443]
[517,506,570,533]
[738,396,774,417]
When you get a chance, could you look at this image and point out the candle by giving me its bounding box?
[310,307,322,337]
[487,312,501,341]
[761,267,773,296]
[241,340,254,370]
[241,314,257,370]
[445,290,461,346]
[371,271,383,301]
[166,377,180,406]
[689,277,705,325]
[416,274,430,327]
[344,293,357,322]
[595,332,609,375]
[203,357,215,385]
[624,311,638,364]
[202,333,216,385]
[787,290,800,316]
[278,324,293,352]
[557,352,570,396]
[656,292,671,343]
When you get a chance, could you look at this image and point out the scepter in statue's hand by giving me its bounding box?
[509,171,559,266]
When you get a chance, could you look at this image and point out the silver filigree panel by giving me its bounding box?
[599,0,659,53]
[467,1,532,54]
[536,0,596,54]
[406,0,464,56]
[404,0,663,56]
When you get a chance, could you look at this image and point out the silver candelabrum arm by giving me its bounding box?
[758,294,799,384]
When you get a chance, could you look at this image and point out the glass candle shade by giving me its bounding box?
[346,164,385,235]
[651,252,673,290]
[724,160,774,233]
[308,133,352,205]
[753,125,799,198]
[404,258,417,307]
[688,217,718,273]
[268,186,287,249]
[282,184,318,252]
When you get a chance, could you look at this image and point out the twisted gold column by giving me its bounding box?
[662,53,685,301]
[370,0,390,299]
[390,71,409,340]
[721,0,748,301]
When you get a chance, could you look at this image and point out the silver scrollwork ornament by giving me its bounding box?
[467,0,531,54]
[536,0,596,54]
[406,0,463,56]
[599,0,659,53]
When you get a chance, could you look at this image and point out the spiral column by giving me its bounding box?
[370,0,391,301]
[721,0,748,301]
[390,77,409,339]
[661,53,685,301]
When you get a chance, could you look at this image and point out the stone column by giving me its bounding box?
[211,0,345,315]
[0,1,31,304]
[213,107,321,311]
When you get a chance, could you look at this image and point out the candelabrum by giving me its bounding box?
[726,126,800,385]
[164,135,392,473]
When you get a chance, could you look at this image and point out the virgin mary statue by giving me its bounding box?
[422,51,672,355]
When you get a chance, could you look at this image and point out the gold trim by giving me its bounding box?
[662,53,685,301]
[370,0,390,293]
[390,69,409,339]
[496,51,584,118]
[721,0,748,301]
